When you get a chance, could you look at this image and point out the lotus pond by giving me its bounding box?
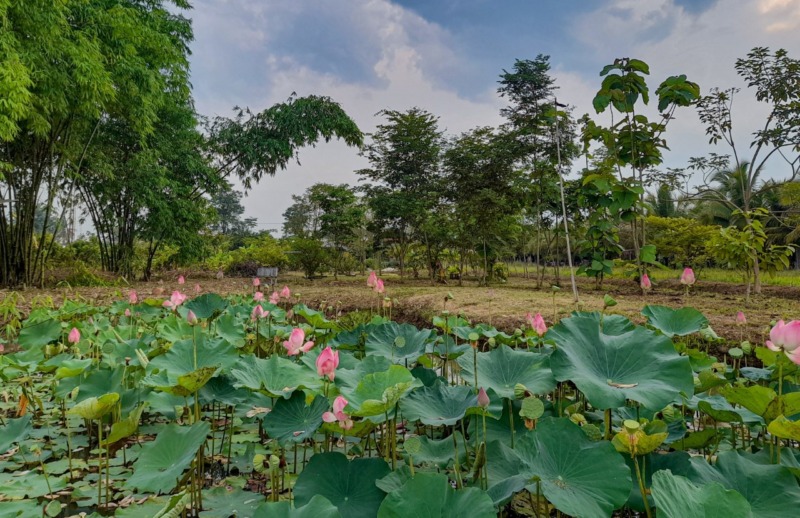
[1,289,799,517]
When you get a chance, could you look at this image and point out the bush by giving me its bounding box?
[646,216,718,268]
[287,237,328,279]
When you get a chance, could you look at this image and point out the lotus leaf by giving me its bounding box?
[456,345,556,398]
[650,470,751,518]
[184,293,228,319]
[262,392,328,444]
[0,415,32,453]
[376,472,496,518]
[641,305,708,337]
[399,382,476,426]
[365,322,432,364]
[345,365,422,417]
[254,495,342,518]
[230,354,322,398]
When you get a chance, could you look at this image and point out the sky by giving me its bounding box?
[186,0,800,234]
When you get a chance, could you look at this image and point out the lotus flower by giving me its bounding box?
[367,271,377,288]
[253,277,261,287]
[124,308,132,317]
[283,328,314,356]
[323,395,353,430]
[477,387,490,409]
[128,290,138,304]
[736,311,746,325]
[316,346,339,380]
[269,291,280,304]
[526,312,547,337]
[641,273,652,290]
[186,310,198,325]
[251,305,268,321]
[254,291,264,302]
[162,291,187,310]
[680,267,695,286]
[195,284,202,294]
[68,327,80,344]
[766,320,800,365]
[374,278,385,294]
[178,275,185,285]
[280,285,291,299]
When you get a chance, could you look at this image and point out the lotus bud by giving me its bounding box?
[514,383,531,400]
[477,387,490,409]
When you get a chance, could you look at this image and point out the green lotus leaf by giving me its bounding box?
[0,414,32,453]
[623,451,692,512]
[149,334,238,378]
[687,451,800,516]
[650,470,751,518]
[102,404,146,446]
[295,304,337,330]
[68,392,119,420]
[262,392,328,444]
[18,319,62,350]
[401,432,467,469]
[488,417,631,517]
[0,472,67,499]
[641,305,708,337]
[333,355,392,392]
[399,382,476,426]
[230,354,322,398]
[254,495,342,518]
[184,293,228,319]
[365,322,432,364]
[215,313,246,348]
[144,366,219,396]
[198,486,266,517]
[157,314,194,342]
[293,452,390,518]
[565,311,636,335]
[456,345,556,398]
[0,501,41,517]
[768,415,800,441]
[377,472,496,518]
[549,313,693,409]
[126,422,210,494]
[54,358,93,379]
[346,365,422,417]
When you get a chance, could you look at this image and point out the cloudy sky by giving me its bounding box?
[186,0,800,234]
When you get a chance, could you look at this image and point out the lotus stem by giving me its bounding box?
[633,456,652,518]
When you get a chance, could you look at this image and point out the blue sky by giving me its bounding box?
[187,0,800,232]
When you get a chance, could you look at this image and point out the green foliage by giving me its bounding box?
[646,216,717,267]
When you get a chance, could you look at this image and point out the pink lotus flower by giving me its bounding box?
[316,346,339,380]
[323,395,353,430]
[374,278,385,294]
[129,290,138,304]
[124,308,132,317]
[195,284,202,294]
[162,291,187,310]
[253,277,261,287]
[680,268,695,286]
[766,320,800,365]
[186,310,198,325]
[178,275,185,285]
[367,271,377,288]
[641,273,652,290]
[251,305,268,321]
[68,327,80,344]
[283,328,314,355]
[736,311,746,325]
[477,387,490,409]
[280,286,291,299]
[269,291,280,304]
[254,291,264,302]
[526,312,547,337]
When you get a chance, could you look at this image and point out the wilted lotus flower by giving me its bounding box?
[766,320,800,365]
[254,291,264,302]
[367,271,377,288]
[129,290,138,304]
[68,327,80,344]
[374,278,385,294]
[316,346,339,380]
[280,285,291,299]
[736,311,746,325]
[178,275,185,285]
[680,267,695,286]
[162,291,187,310]
[186,310,198,325]
[323,395,353,430]
[477,387,490,409]
[283,328,314,356]
[640,273,652,290]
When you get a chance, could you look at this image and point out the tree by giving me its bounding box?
[690,47,800,293]
[210,182,257,236]
[308,184,365,278]
[358,108,444,279]
[0,0,194,286]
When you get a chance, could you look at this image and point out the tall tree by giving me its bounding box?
[210,182,257,236]
[308,183,365,278]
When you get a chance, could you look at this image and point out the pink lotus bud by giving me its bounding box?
[254,292,264,302]
[124,308,132,317]
[68,327,80,344]
[736,311,746,325]
[129,290,138,304]
[640,273,652,290]
[316,346,339,380]
[367,271,377,288]
[477,387,490,409]
[253,277,261,287]
[186,310,198,325]
[280,286,291,299]
[532,313,547,337]
[283,328,314,355]
[374,278,385,294]
[178,275,185,285]
[767,320,800,366]
[680,268,695,286]
[251,305,267,321]
[269,291,280,304]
